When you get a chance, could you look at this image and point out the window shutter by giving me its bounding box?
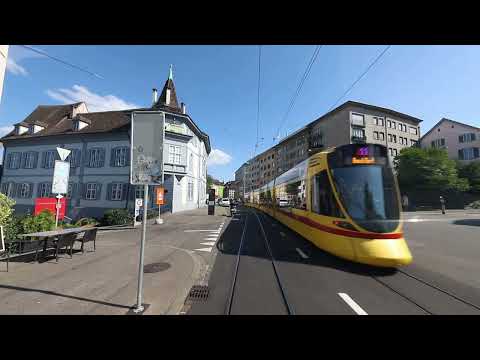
[106,183,112,200]
[472,133,477,141]
[85,150,92,167]
[21,153,27,168]
[110,148,116,167]
[459,135,463,143]
[474,148,479,158]
[458,149,464,160]
[41,152,47,168]
[27,183,34,198]
[32,152,39,168]
[80,183,87,200]
[129,184,136,200]
[125,147,131,166]
[14,183,21,198]
[99,149,106,167]
[37,183,43,197]
[96,183,103,200]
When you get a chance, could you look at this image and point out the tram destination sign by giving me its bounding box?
[130,111,165,185]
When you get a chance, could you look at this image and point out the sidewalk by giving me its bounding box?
[0,206,230,315]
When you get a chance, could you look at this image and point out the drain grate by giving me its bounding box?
[186,285,210,302]
[144,262,171,273]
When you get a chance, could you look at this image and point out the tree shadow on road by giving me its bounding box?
[0,283,133,311]
[452,219,480,227]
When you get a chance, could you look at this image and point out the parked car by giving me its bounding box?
[219,198,231,207]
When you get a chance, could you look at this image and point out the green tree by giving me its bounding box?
[0,193,15,228]
[21,210,56,234]
[457,161,480,192]
[206,174,214,190]
[395,147,470,192]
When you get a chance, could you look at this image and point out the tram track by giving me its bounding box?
[225,207,293,315]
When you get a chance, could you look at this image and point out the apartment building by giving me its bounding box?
[420,118,480,162]
[236,101,422,194]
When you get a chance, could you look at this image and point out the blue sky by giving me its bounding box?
[1,45,480,181]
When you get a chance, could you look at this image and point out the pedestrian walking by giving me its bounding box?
[440,196,446,215]
[402,194,409,211]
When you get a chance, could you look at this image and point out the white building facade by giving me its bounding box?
[0,71,211,219]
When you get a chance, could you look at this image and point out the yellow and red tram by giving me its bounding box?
[245,143,412,268]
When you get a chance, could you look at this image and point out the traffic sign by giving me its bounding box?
[130,111,165,185]
[52,160,70,194]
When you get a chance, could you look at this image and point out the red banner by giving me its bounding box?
[34,197,67,219]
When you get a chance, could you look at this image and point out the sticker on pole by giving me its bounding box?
[52,160,70,194]
[131,111,165,185]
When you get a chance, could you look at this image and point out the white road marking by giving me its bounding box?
[194,247,213,252]
[201,241,216,246]
[205,235,218,239]
[279,232,286,237]
[295,248,309,259]
[338,293,368,315]
[185,230,219,232]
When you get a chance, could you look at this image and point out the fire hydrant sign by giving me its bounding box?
[52,160,70,194]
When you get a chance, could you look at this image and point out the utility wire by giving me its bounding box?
[328,45,391,111]
[19,45,104,79]
[255,45,262,154]
[274,45,322,143]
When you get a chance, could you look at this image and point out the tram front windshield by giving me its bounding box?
[328,145,400,233]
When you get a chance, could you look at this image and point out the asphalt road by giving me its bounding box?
[188,207,480,315]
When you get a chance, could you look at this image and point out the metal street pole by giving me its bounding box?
[134,184,149,313]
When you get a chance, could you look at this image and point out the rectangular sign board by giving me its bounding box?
[156,187,165,205]
[35,197,67,219]
[131,111,165,185]
[52,160,70,194]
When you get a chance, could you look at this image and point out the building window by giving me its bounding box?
[388,134,393,142]
[373,131,379,140]
[379,132,385,141]
[410,139,418,146]
[112,147,128,167]
[402,124,407,132]
[7,152,22,169]
[67,183,74,199]
[135,185,144,199]
[459,148,479,160]
[373,116,384,126]
[19,183,31,198]
[409,126,418,135]
[188,182,194,201]
[43,150,56,169]
[459,133,476,143]
[391,121,396,129]
[311,171,342,217]
[85,183,99,200]
[169,145,182,164]
[23,152,37,169]
[111,183,124,201]
[1,183,15,197]
[88,148,105,168]
[352,128,365,138]
[39,183,51,198]
[431,138,446,148]
[351,113,365,126]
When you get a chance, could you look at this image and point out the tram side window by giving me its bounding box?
[311,171,343,218]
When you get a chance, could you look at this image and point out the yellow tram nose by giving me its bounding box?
[352,237,413,268]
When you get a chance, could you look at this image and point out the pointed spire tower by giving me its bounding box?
[153,64,180,111]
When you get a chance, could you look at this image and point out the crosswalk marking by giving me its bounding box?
[201,241,216,246]
[194,247,213,252]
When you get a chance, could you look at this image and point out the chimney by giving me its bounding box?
[152,88,158,105]
[181,102,186,114]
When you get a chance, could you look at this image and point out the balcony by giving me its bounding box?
[165,123,188,135]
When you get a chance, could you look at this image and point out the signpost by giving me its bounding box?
[155,187,165,225]
[52,148,71,228]
[130,111,165,314]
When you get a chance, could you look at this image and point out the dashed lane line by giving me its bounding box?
[194,247,213,252]
[338,293,368,315]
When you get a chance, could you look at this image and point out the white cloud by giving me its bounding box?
[0,125,14,137]
[6,58,28,76]
[207,149,232,167]
[46,85,139,112]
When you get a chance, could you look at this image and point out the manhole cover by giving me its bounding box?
[186,285,210,302]
[144,262,171,273]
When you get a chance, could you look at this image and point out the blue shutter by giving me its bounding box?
[110,148,116,167]
[6,153,12,169]
[458,149,464,160]
[21,153,27,168]
[459,135,463,143]
[125,147,131,166]
[472,133,477,141]
[32,152,39,168]
[96,183,102,200]
[106,183,112,200]
[474,148,479,159]
[121,183,128,201]
[27,183,34,198]
[99,149,106,167]
[85,150,91,167]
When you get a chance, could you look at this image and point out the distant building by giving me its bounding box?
[237,100,422,194]
[224,180,239,199]
[0,68,211,219]
[210,182,224,199]
[419,118,480,162]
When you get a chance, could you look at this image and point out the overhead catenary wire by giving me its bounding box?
[254,45,262,156]
[328,45,391,112]
[19,45,104,79]
[274,45,323,143]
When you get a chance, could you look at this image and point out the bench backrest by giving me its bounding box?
[57,233,78,247]
[82,228,98,243]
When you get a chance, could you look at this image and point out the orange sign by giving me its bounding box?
[156,187,165,205]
